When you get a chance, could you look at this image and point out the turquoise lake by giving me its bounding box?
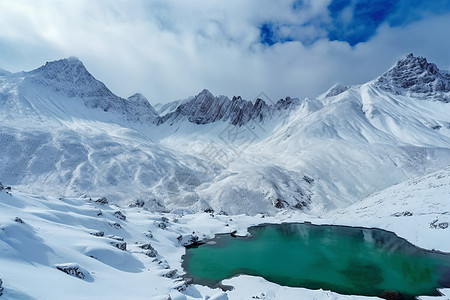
[182,223,450,299]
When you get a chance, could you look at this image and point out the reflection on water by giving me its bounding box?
[183,223,450,299]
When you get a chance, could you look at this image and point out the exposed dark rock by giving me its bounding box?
[293,202,308,209]
[0,181,11,192]
[89,230,104,237]
[161,216,169,223]
[113,211,126,221]
[0,278,3,296]
[393,211,413,217]
[303,176,314,184]
[439,222,449,229]
[430,219,449,229]
[110,222,122,229]
[145,231,154,238]
[274,198,287,209]
[14,217,24,223]
[128,199,145,208]
[55,263,90,280]
[175,279,191,292]
[157,222,167,230]
[380,291,404,300]
[139,244,158,257]
[375,53,450,102]
[177,234,204,247]
[94,197,108,205]
[158,89,300,126]
[110,240,127,251]
[107,235,124,241]
[163,269,178,278]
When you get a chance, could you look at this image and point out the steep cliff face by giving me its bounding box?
[375,53,450,102]
[158,89,300,126]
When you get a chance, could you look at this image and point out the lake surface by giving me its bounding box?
[182,223,450,299]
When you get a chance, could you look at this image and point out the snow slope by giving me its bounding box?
[1,166,450,299]
[0,54,450,216]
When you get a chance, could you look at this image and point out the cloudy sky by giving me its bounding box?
[1,0,449,104]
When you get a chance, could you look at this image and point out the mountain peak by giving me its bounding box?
[32,57,92,83]
[198,88,213,98]
[128,93,147,102]
[25,57,117,101]
[375,53,450,102]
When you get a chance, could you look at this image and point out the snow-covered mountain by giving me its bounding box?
[1,54,450,215]
[375,53,450,102]
[0,57,160,124]
[1,54,450,300]
[158,88,300,126]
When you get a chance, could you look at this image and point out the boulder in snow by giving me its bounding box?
[113,211,126,220]
[55,263,93,281]
[430,219,449,229]
[110,222,122,229]
[162,269,178,278]
[89,230,104,237]
[110,240,127,251]
[177,234,204,247]
[0,181,11,192]
[139,243,158,257]
[128,199,145,208]
[14,217,24,223]
[94,197,108,205]
[107,235,124,241]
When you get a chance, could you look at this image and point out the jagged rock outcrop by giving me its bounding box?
[139,243,158,257]
[375,53,450,102]
[0,181,11,192]
[158,89,300,126]
[113,211,126,220]
[110,240,127,251]
[55,263,92,281]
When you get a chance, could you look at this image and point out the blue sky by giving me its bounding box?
[0,0,449,103]
[260,0,450,46]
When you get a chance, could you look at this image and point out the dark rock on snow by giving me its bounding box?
[94,197,108,205]
[113,211,126,220]
[89,230,104,237]
[110,240,127,251]
[55,263,90,281]
[14,217,24,223]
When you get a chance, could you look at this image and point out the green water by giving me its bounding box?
[183,223,450,299]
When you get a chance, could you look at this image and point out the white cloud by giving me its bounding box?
[0,0,449,104]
